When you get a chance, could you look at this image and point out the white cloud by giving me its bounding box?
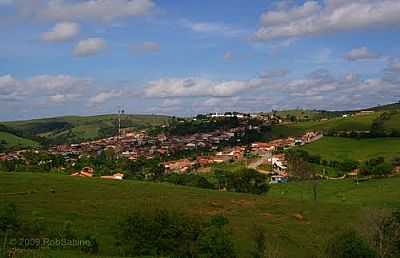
[345,47,380,61]
[89,90,122,106]
[223,52,232,60]
[144,78,268,98]
[0,74,91,103]
[129,41,160,53]
[18,0,155,22]
[260,69,289,79]
[73,38,107,57]
[0,0,13,5]
[181,19,248,37]
[256,0,400,40]
[41,22,80,42]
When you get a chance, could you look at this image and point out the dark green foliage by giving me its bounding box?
[360,157,394,176]
[251,226,266,258]
[81,234,99,254]
[198,222,236,258]
[0,203,19,233]
[116,209,236,258]
[169,117,240,136]
[215,168,269,194]
[326,230,376,258]
[162,173,214,189]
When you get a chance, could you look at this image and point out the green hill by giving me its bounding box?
[0,131,40,150]
[1,172,400,257]
[0,114,170,148]
[299,136,400,162]
[272,112,381,138]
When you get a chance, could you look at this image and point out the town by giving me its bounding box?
[0,112,322,185]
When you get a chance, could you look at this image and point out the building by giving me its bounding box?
[101,173,125,180]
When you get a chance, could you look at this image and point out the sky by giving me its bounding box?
[1,0,400,120]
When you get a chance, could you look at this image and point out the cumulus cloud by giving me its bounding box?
[15,0,155,22]
[345,47,380,61]
[0,74,91,103]
[0,0,13,5]
[144,78,269,98]
[256,0,400,40]
[89,90,122,106]
[41,22,80,42]
[129,41,160,53]
[26,75,91,96]
[260,69,289,79]
[181,19,248,37]
[223,52,232,60]
[73,38,107,57]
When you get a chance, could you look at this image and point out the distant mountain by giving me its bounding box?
[0,114,170,150]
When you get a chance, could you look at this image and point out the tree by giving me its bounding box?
[219,168,269,195]
[362,209,400,258]
[286,152,319,200]
[251,226,266,258]
[286,151,315,180]
[199,215,236,258]
[326,230,376,258]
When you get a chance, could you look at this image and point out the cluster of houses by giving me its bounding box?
[162,131,323,184]
[71,166,125,180]
[0,112,323,184]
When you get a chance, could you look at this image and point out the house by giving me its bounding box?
[71,167,94,177]
[101,173,125,180]
[164,159,194,173]
[270,175,288,184]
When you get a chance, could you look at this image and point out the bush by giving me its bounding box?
[0,203,19,234]
[326,230,376,258]
[116,209,204,257]
[116,210,236,258]
[198,224,236,258]
[217,168,269,194]
[81,234,99,254]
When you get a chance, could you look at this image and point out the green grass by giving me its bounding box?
[383,112,400,132]
[3,172,400,257]
[299,136,400,162]
[0,132,39,149]
[272,112,381,138]
[0,114,171,148]
[268,177,400,207]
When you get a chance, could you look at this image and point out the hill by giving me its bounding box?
[0,131,40,150]
[0,114,170,148]
[271,112,381,138]
[299,136,400,162]
[1,172,400,257]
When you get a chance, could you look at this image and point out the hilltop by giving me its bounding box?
[0,114,170,150]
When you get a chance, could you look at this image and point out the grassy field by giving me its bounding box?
[272,112,381,138]
[2,173,400,258]
[299,136,400,162]
[383,112,400,132]
[0,114,170,147]
[0,132,39,149]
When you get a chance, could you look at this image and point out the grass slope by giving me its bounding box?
[299,136,400,161]
[0,131,39,149]
[0,114,170,145]
[2,173,400,257]
[272,112,381,138]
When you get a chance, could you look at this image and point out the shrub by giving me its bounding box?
[326,230,376,258]
[81,234,99,254]
[0,203,19,234]
[116,210,237,258]
[222,168,269,194]
[116,209,204,257]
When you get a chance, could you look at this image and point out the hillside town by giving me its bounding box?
[0,113,322,183]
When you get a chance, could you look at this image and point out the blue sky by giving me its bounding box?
[1,0,400,120]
